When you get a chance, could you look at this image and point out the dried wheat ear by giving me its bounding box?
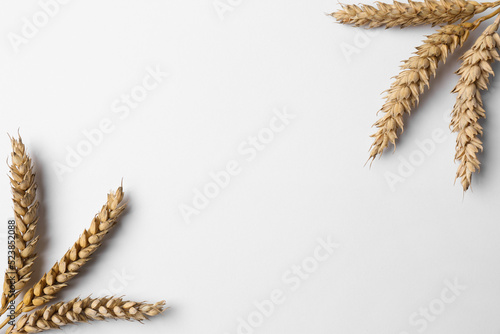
[2,137,39,314]
[331,0,500,28]
[8,297,166,334]
[0,135,165,333]
[330,1,500,191]
[452,15,500,190]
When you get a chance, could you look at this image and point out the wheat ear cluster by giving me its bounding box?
[18,186,126,313]
[331,0,498,28]
[0,135,166,332]
[8,297,165,334]
[451,16,500,190]
[2,136,39,311]
[369,23,472,161]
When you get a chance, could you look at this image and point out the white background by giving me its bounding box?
[0,1,500,334]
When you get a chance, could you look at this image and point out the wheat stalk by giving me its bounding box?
[451,15,500,190]
[7,296,165,334]
[1,136,39,313]
[16,186,126,314]
[368,23,472,161]
[331,0,500,28]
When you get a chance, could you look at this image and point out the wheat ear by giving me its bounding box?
[368,23,472,161]
[8,297,165,334]
[1,136,39,312]
[17,186,126,313]
[451,15,500,191]
[331,0,499,28]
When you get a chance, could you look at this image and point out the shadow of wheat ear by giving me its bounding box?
[0,135,166,333]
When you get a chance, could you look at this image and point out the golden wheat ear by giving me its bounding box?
[15,186,126,314]
[451,15,500,191]
[368,23,472,162]
[1,136,39,314]
[330,0,499,28]
[6,296,165,334]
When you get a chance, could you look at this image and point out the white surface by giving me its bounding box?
[0,1,500,333]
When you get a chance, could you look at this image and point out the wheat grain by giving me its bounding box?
[1,136,39,312]
[451,15,500,191]
[331,0,499,28]
[8,296,165,334]
[17,186,126,313]
[368,23,472,161]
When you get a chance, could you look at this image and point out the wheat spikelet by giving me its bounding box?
[331,0,499,28]
[8,296,165,333]
[368,23,472,161]
[1,136,39,311]
[451,16,500,191]
[17,186,126,313]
